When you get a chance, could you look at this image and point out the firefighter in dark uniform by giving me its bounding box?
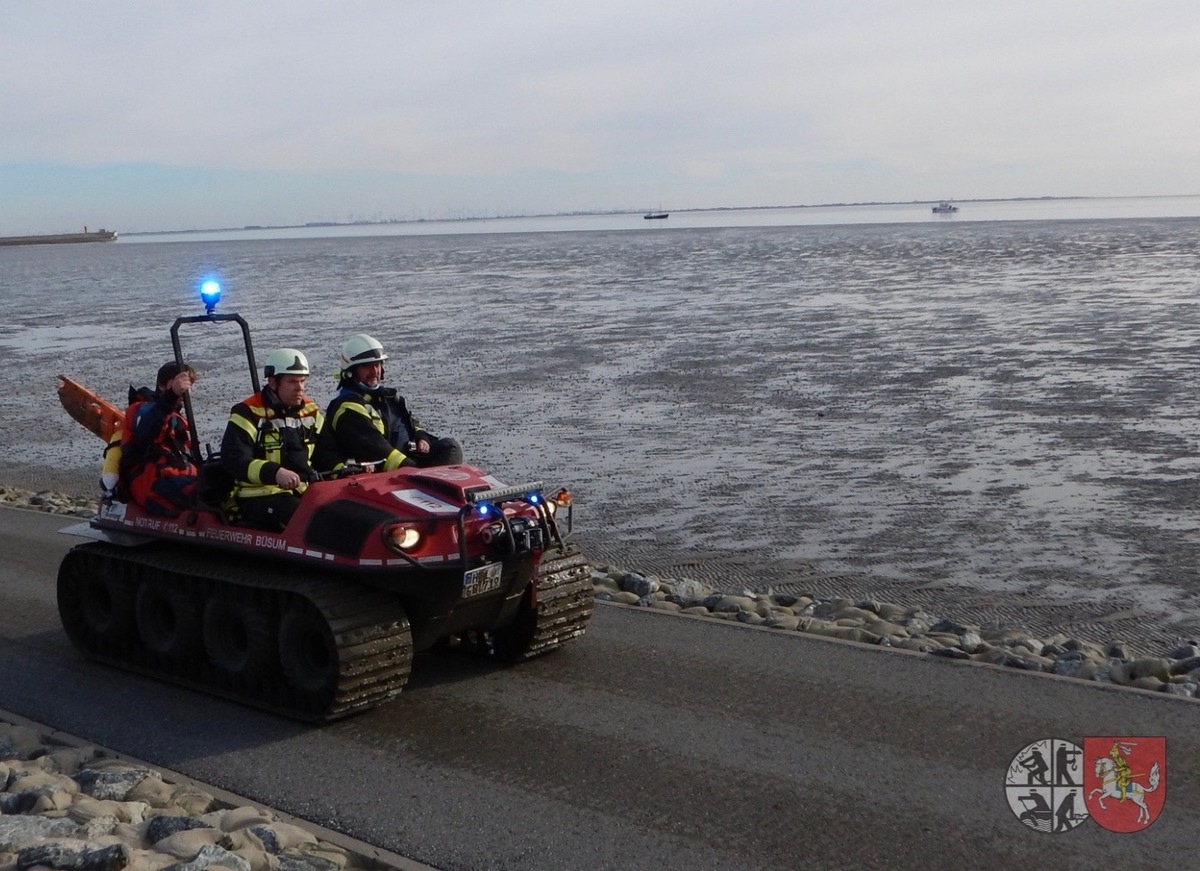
[221,348,323,530]
[314,333,462,474]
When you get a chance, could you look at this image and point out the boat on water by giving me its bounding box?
[931,201,958,214]
[643,212,669,220]
[0,228,118,247]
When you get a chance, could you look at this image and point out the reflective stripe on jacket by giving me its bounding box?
[221,392,323,500]
[315,387,422,473]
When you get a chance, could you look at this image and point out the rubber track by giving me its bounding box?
[514,542,594,659]
[59,542,413,722]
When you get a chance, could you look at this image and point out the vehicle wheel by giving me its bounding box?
[202,595,276,679]
[134,576,200,659]
[278,603,338,698]
[57,548,134,652]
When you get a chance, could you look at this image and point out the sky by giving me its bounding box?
[3,1,1199,234]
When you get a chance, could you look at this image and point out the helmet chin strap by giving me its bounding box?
[343,373,394,398]
[358,383,397,399]
[347,362,388,395]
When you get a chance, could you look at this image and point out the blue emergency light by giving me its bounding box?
[199,279,222,314]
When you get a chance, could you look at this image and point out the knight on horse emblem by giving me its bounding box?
[1106,741,1136,802]
[1083,736,1167,832]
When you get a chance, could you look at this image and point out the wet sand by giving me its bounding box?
[7,222,1200,656]
[9,388,1198,659]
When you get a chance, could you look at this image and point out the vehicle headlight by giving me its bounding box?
[383,524,422,552]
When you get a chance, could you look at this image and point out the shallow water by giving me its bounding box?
[4,208,1200,642]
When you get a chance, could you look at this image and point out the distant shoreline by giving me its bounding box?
[120,194,1200,238]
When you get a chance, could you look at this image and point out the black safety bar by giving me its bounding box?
[171,312,259,468]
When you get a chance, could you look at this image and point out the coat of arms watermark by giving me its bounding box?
[1006,736,1166,833]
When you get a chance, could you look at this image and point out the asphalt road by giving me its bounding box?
[3,505,1198,871]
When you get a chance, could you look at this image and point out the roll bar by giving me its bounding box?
[171,312,260,466]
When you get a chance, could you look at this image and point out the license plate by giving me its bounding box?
[462,562,503,598]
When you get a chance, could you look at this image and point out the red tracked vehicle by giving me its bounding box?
[57,288,592,722]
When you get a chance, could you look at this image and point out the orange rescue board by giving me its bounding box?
[58,375,122,441]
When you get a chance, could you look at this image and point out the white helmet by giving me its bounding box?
[263,348,310,378]
[340,334,388,370]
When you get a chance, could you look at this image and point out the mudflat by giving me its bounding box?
[9,335,1198,658]
[5,220,1200,655]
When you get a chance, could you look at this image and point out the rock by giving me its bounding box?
[763,615,800,631]
[214,836,278,871]
[875,602,907,622]
[43,749,100,777]
[0,818,79,851]
[980,649,1048,671]
[808,624,880,644]
[590,575,620,594]
[16,841,84,871]
[924,632,963,648]
[247,825,314,853]
[1129,657,1172,683]
[124,779,176,809]
[806,601,836,619]
[0,725,45,761]
[1108,661,1142,686]
[603,591,641,605]
[892,638,936,653]
[1169,655,1200,675]
[125,852,176,871]
[1053,658,1087,679]
[662,579,710,607]
[29,789,74,814]
[283,843,346,870]
[162,844,250,871]
[276,855,339,871]
[77,769,160,803]
[929,647,970,660]
[145,818,213,847]
[708,595,754,614]
[67,800,146,826]
[619,572,659,598]
[930,619,969,635]
[153,829,223,861]
[80,844,132,871]
[864,619,908,639]
[1165,644,1200,660]
[9,771,78,798]
[959,631,983,653]
[1105,641,1131,660]
[1006,638,1043,657]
